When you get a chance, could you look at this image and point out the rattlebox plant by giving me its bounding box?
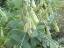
[0,0,63,48]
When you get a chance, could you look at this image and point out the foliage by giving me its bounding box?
[0,0,64,48]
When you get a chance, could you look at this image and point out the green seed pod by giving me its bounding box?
[1,27,4,37]
[43,1,47,7]
[32,22,36,30]
[43,8,47,15]
[24,17,33,32]
[53,23,59,32]
[32,0,36,8]
[29,17,36,30]
[46,26,51,36]
[24,22,28,33]
[45,13,50,20]
[35,5,40,11]
[29,21,32,29]
[28,30,34,37]
[28,18,32,29]
[48,7,53,14]
[30,8,39,23]
[42,8,45,14]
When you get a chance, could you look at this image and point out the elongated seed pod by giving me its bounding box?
[32,0,36,8]
[28,18,32,29]
[1,27,4,37]
[43,1,47,7]
[34,4,41,12]
[24,23,28,33]
[28,30,34,37]
[30,8,39,23]
[53,23,59,32]
[46,26,51,36]
[45,13,49,20]
[29,17,36,30]
[49,7,53,14]
[32,22,36,30]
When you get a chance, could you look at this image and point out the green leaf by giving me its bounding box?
[5,39,16,46]
[24,34,29,41]
[50,43,55,48]
[8,19,20,28]
[31,38,40,46]
[18,21,25,26]
[12,0,22,8]
[42,39,47,48]
[31,46,36,48]
[23,41,31,48]
[32,30,38,37]
[9,29,25,42]
[37,25,45,32]
[37,30,45,42]
[10,34,22,42]
[1,16,7,22]
[46,36,57,44]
